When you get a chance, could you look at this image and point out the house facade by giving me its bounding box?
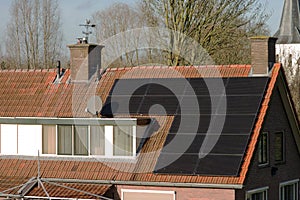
[0,36,299,200]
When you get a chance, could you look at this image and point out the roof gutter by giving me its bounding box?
[42,178,244,190]
[0,117,136,126]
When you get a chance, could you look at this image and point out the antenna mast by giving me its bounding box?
[79,19,96,44]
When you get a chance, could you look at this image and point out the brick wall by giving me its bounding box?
[235,86,300,199]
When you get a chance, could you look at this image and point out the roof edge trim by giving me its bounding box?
[238,63,281,184]
[41,178,243,189]
[0,117,136,126]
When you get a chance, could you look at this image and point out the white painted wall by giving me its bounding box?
[1,124,17,154]
[18,125,42,156]
[276,44,300,71]
[0,124,42,156]
[105,125,114,156]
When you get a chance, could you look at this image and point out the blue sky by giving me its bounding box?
[0,0,284,51]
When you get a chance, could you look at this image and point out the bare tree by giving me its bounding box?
[0,45,5,70]
[92,3,144,67]
[141,0,269,65]
[41,0,63,69]
[5,0,63,69]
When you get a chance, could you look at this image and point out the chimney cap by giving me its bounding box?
[250,36,278,41]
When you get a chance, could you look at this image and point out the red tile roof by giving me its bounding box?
[0,65,251,118]
[0,64,282,195]
[28,182,111,199]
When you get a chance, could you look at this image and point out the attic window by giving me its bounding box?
[42,124,136,157]
[275,132,285,163]
[258,132,269,166]
[0,119,137,158]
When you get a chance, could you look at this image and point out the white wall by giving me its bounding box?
[18,125,42,156]
[1,124,17,154]
[105,126,114,156]
[0,124,42,156]
[276,44,300,72]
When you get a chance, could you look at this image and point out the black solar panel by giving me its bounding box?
[154,153,199,174]
[101,77,269,176]
[147,78,187,96]
[195,155,243,176]
[138,96,180,115]
[109,79,151,96]
[225,77,269,95]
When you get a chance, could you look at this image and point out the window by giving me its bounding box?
[90,126,105,155]
[47,124,136,157]
[0,120,136,158]
[114,126,133,156]
[74,126,88,156]
[275,132,285,162]
[258,132,269,165]
[58,125,72,155]
[57,125,89,156]
[42,125,56,154]
[280,180,299,200]
[246,187,268,200]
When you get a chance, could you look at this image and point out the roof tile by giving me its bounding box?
[0,64,282,192]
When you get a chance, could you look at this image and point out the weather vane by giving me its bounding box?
[78,19,96,44]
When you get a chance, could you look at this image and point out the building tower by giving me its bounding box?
[275,0,300,68]
[275,0,300,116]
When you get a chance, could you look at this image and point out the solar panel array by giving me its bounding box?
[101,77,269,176]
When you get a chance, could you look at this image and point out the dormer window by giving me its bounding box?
[0,118,137,158]
[44,124,136,157]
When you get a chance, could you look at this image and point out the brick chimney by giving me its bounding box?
[250,36,278,76]
[68,43,104,82]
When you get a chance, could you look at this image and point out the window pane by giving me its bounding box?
[259,132,268,165]
[58,125,72,155]
[281,183,298,200]
[284,185,294,200]
[42,125,56,154]
[275,132,284,162]
[113,126,133,156]
[252,192,263,200]
[90,126,105,155]
[74,126,88,156]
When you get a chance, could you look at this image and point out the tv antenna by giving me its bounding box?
[78,19,96,44]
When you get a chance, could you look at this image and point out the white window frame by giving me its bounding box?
[279,179,299,200]
[121,189,176,200]
[41,124,137,158]
[0,118,137,159]
[246,186,268,200]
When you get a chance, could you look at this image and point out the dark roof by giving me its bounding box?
[0,64,284,195]
[102,77,270,176]
[275,0,300,44]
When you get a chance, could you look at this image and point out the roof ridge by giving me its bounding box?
[0,68,57,72]
[106,65,251,72]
